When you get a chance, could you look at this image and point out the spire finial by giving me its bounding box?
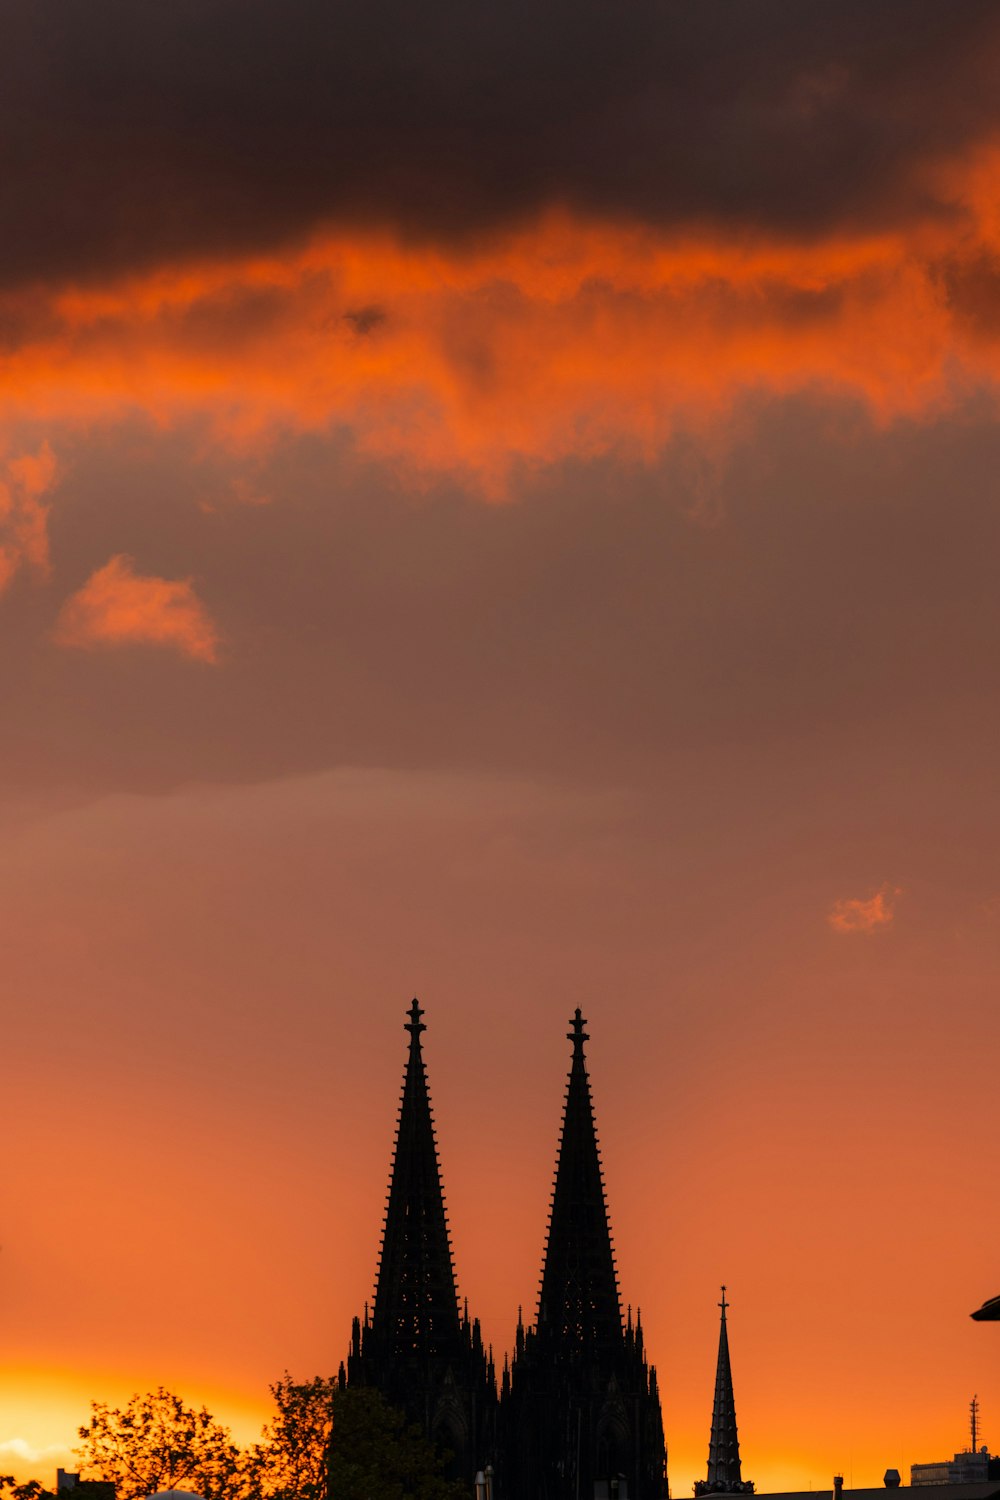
[719,1284,728,1320]
[568,1007,589,1057]
[405,998,426,1046]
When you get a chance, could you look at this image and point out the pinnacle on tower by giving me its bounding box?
[368,998,462,1363]
[502,1010,665,1500]
[536,1007,622,1354]
[345,1000,497,1480]
[694,1287,754,1496]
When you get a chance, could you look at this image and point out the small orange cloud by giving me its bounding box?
[828,883,901,934]
[0,441,57,593]
[52,554,219,663]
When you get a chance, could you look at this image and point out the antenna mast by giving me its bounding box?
[971,1394,980,1454]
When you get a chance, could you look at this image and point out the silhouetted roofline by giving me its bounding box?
[756,1488,1000,1500]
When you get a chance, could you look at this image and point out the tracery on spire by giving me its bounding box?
[536,1008,622,1354]
[503,1009,665,1500]
[369,998,461,1362]
[694,1287,754,1495]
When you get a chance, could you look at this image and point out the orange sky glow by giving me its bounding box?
[5,31,1000,1500]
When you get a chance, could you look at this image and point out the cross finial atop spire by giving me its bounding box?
[538,1007,620,1353]
[405,998,426,1046]
[352,993,494,1480]
[369,994,460,1370]
[695,1284,752,1495]
[568,1007,589,1056]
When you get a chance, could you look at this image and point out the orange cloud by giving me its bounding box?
[52,555,220,663]
[0,442,57,593]
[827,883,900,934]
[2,144,1000,485]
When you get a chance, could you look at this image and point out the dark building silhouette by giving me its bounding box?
[500,1009,665,1500]
[755,1485,1000,1500]
[343,999,497,1480]
[55,1476,115,1499]
[694,1289,754,1496]
[910,1395,1000,1484]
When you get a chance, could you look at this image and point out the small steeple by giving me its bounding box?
[695,1287,754,1495]
[536,1008,622,1354]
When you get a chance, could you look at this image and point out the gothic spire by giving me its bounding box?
[369,998,461,1362]
[695,1287,754,1495]
[536,1008,622,1354]
[503,1010,665,1500]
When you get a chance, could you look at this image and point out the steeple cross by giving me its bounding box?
[719,1284,729,1319]
[405,998,426,1042]
[568,1007,590,1055]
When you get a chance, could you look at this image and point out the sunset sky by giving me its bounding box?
[6,1,1000,1493]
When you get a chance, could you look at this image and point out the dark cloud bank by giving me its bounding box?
[3,0,999,285]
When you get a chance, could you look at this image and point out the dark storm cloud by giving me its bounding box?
[2,0,999,286]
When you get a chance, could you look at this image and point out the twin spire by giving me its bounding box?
[372,999,626,1372]
[348,999,495,1479]
[536,1007,622,1354]
[370,998,461,1363]
[354,1001,767,1500]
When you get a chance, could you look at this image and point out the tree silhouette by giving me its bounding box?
[75,1387,244,1500]
[326,1387,466,1500]
[0,1479,49,1500]
[244,1374,336,1500]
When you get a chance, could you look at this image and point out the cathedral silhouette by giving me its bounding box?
[341,1000,667,1500]
[337,999,1000,1500]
